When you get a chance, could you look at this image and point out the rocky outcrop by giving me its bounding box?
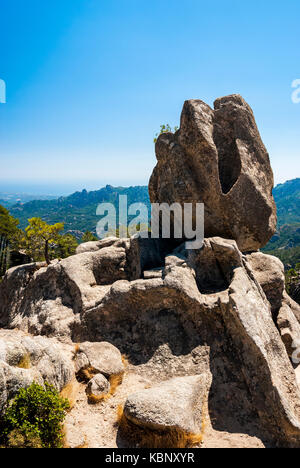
[0,236,176,340]
[0,239,132,339]
[149,94,276,252]
[2,236,300,445]
[245,252,300,358]
[0,329,74,413]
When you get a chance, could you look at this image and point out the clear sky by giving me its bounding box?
[0,0,299,195]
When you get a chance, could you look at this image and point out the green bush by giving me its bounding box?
[153,124,179,143]
[0,382,70,448]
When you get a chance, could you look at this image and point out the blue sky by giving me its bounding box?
[0,0,299,194]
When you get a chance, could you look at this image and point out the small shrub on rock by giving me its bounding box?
[0,382,70,448]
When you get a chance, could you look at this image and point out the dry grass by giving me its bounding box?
[122,354,129,368]
[72,343,81,361]
[60,379,80,410]
[17,353,31,369]
[116,405,204,449]
[87,372,124,405]
[110,373,124,395]
[80,366,98,382]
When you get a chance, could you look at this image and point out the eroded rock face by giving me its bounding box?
[124,375,208,434]
[246,252,285,313]
[1,236,300,446]
[277,304,300,358]
[0,329,74,413]
[149,94,277,252]
[0,239,133,339]
[245,252,300,359]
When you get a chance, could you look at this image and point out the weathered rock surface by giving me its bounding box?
[75,237,120,255]
[124,375,208,434]
[277,303,300,358]
[246,251,285,313]
[75,341,124,378]
[0,238,133,339]
[86,373,110,398]
[1,236,300,445]
[0,236,177,340]
[0,329,74,413]
[2,233,300,445]
[283,292,300,324]
[245,252,300,359]
[149,94,277,252]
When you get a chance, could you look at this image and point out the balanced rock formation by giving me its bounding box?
[149,94,277,252]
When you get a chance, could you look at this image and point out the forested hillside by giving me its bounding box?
[10,185,150,235]
[263,178,300,267]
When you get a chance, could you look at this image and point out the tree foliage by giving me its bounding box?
[24,218,64,265]
[285,263,300,304]
[55,233,78,259]
[81,231,98,243]
[0,205,20,276]
[154,124,179,143]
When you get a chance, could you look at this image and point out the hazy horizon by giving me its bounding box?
[0,175,298,199]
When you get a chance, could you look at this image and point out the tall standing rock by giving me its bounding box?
[149,94,277,252]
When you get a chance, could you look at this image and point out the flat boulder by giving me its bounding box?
[124,375,208,434]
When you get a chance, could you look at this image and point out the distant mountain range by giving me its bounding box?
[5,178,300,267]
[273,178,300,225]
[9,185,150,234]
[263,178,300,267]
